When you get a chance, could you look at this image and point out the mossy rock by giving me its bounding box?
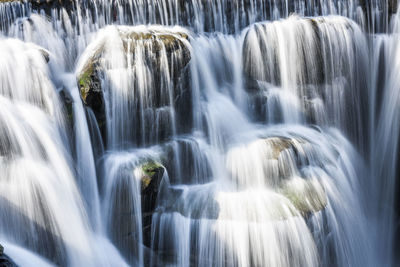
[139,161,165,247]
[78,64,93,103]
[76,27,192,146]
[141,161,163,190]
[264,137,297,159]
[279,177,327,216]
[77,27,190,103]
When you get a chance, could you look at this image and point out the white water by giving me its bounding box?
[0,1,399,267]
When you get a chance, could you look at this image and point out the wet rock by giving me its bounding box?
[0,0,75,11]
[265,137,328,215]
[107,160,165,264]
[279,177,327,216]
[389,0,398,16]
[242,18,325,93]
[164,184,220,221]
[263,137,298,160]
[140,161,164,247]
[76,27,192,146]
[33,0,76,13]
[37,48,50,63]
[229,137,307,185]
[0,194,67,266]
[162,138,213,185]
[77,62,105,137]
[0,244,18,267]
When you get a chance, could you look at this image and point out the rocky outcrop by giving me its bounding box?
[76,27,192,145]
[107,160,165,264]
[279,177,327,216]
[0,244,18,267]
[161,138,213,185]
[158,136,328,222]
[389,0,398,16]
[140,162,164,247]
[242,17,326,94]
[0,0,75,11]
[226,136,328,216]
[262,136,327,215]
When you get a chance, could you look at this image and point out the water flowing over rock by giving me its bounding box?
[76,25,191,148]
[242,16,369,147]
[0,0,396,33]
[0,1,400,267]
[0,244,17,267]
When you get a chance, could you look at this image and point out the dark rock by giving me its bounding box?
[161,138,212,185]
[0,194,67,266]
[107,160,165,264]
[140,161,164,248]
[279,177,327,216]
[389,0,398,16]
[76,28,192,147]
[0,244,17,267]
[0,254,18,267]
[30,0,75,14]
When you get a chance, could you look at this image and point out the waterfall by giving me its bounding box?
[369,8,400,265]
[0,0,399,267]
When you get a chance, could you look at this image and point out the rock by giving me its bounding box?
[226,135,328,217]
[25,43,50,63]
[76,26,192,146]
[263,137,299,160]
[77,62,105,137]
[140,161,164,248]
[0,0,75,11]
[389,0,398,15]
[242,18,325,93]
[279,176,327,216]
[107,160,165,264]
[227,136,307,187]
[161,138,213,185]
[0,244,18,267]
[263,136,328,216]
[165,185,220,221]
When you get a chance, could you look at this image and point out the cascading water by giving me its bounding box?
[0,0,399,267]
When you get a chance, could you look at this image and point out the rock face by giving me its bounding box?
[0,0,75,10]
[107,160,165,265]
[262,136,327,215]
[76,26,192,146]
[280,177,327,216]
[140,162,164,248]
[389,0,398,15]
[0,244,18,267]
[157,136,327,223]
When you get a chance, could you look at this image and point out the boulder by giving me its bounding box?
[107,160,165,264]
[77,28,191,102]
[262,136,327,215]
[161,138,213,185]
[389,0,398,15]
[0,244,18,267]
[226,135,328,216]
[279,176,327,216]
[76,27,192,145]
[140,161,165,248]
